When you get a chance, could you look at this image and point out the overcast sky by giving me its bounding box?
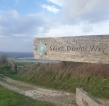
[0,0,109,52]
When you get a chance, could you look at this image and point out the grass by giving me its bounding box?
[0,86,54,106]
[0,62,109,99]
[18,72,109,99]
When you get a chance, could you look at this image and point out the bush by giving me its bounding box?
[0,55,8,66]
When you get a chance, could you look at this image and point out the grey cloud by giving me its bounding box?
[0,10,46,37]
[0,10,49,52]
[0,37,33,52]
[51,0,109,23]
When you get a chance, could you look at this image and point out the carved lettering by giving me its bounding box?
[49,44,105,54]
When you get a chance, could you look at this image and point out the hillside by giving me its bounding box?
[4,61,108,99]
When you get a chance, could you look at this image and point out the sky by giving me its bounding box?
[0,0,109,52]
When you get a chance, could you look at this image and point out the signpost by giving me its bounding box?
[34,35,109,64]
[34,35,109,106]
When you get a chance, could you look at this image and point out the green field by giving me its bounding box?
[0,86,53,106]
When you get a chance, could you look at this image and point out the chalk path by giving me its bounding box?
[0,76,76,106]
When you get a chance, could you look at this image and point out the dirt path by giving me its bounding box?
[0,76,76,106]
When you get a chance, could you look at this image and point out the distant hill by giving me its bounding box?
[0,52,33,58]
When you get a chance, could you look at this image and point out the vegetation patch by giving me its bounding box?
[0,60,109,99]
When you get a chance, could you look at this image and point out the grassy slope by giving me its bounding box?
[0,62,109,99]
[0,86,53,106]
[19,73,109,99]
